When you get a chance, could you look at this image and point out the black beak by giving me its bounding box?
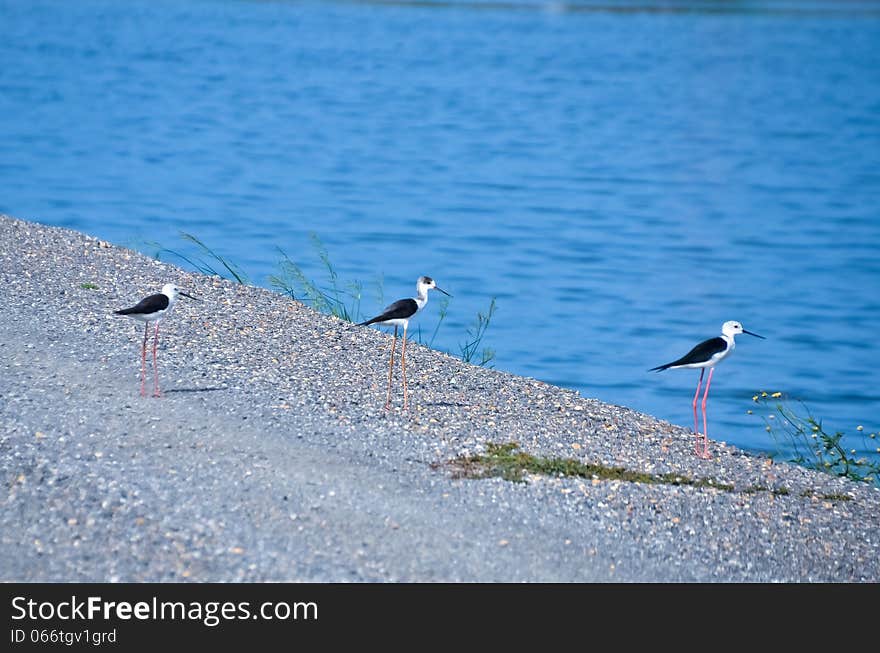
[743,329,764,339]
[435,286,451,297]
[180,292,200,301]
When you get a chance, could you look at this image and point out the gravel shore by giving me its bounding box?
[1,213,878,582]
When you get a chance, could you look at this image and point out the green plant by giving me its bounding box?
[438,443,851,500]
[749,391,879,486]
[440,442,734,489]
[80,282,99,290]
[424,296,450,349]
[267,235,367,322]
[148,231,249,284]
[458,297,497,367]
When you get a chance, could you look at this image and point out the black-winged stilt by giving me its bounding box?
[115,283,198,397]
[357,276,450,410]
[650,320,764,459]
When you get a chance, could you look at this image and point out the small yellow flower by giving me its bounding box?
[870,433,876,439]
[811,425,819,432]
[746,410,753,415]
[771,392,782,398]
[851,449,856,454]
[761,392,768,397]
[752,395,759,402]
[856,425,863,431]
[811,434,817,439]
[765,426,771,432]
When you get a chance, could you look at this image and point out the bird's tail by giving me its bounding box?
[648,363,671,372]
[356,317,379,327]
[114,308,136,316]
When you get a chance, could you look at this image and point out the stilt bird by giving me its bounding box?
[650,320,764,458]
[357,276,450,410]
[115,283,198,397]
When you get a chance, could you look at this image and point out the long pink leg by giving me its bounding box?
[692,369,704,455]
[699,368,715,459]
[152,322,161,398]
[401,324,409,410]
[140,323,149,397]
[384,326,398,410]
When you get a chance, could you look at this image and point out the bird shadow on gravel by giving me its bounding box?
[162,386,226,394]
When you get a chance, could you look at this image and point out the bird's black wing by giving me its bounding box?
[650,336,727,371]
[357,298,418,326]
[115,293,169,316]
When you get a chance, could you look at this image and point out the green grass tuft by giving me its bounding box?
[440,442,734,490]
[750,392,879,487]
[147,232,248,284]
[458,297,497,367]
[440,444,858,503]
[798,489,852,502]
[743,484,790,496]
[267,237,366,322]
[818,493,852,502]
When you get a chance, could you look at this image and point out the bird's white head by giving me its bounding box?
[416,276,451,298]
[161,283,181,300]
[722,320,764,339]
[161,284,198,303]
[722,320,744,336]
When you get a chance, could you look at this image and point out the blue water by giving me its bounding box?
[2,0,879,460]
